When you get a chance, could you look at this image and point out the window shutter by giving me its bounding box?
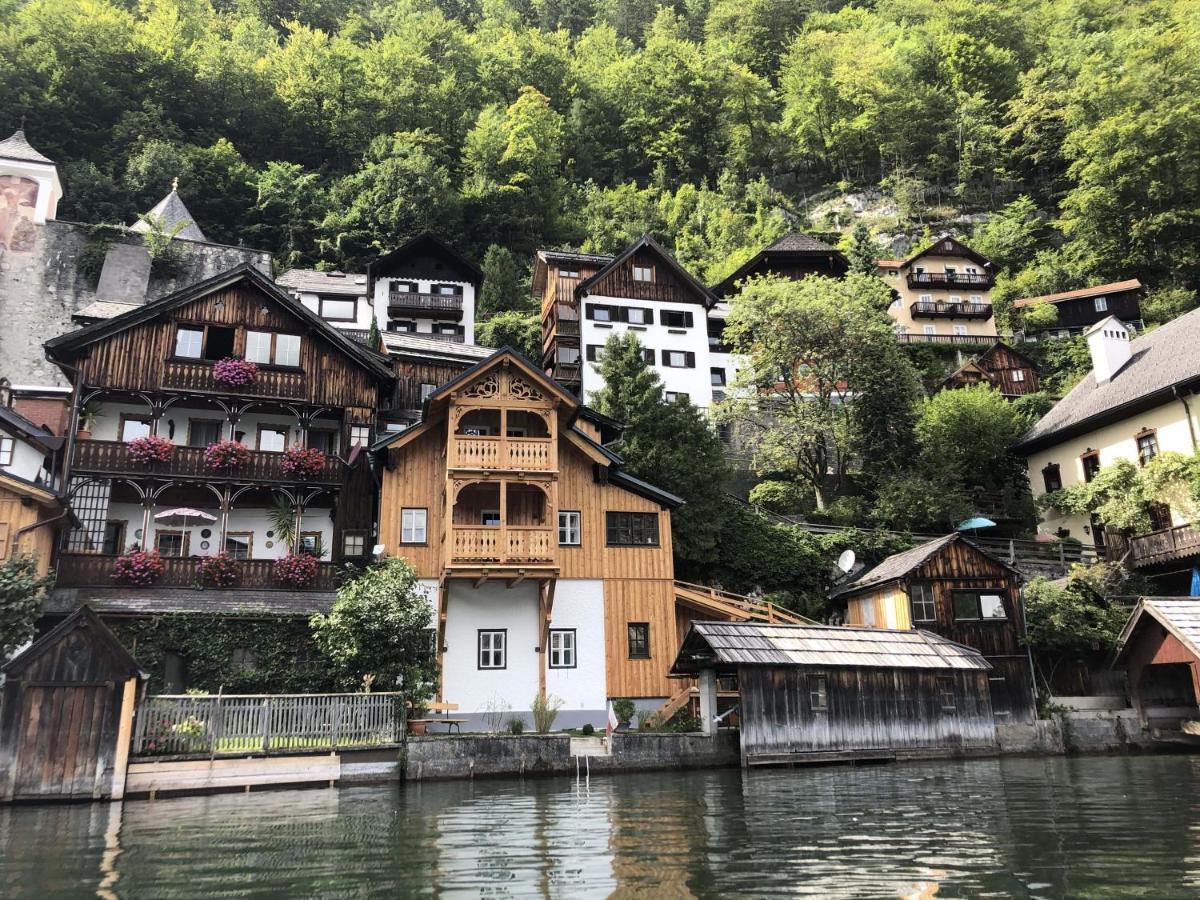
[685,351,695,368]
[685,311,694,328]
[616,307,629,323]
[660,349,669,365]
[644,308,654,325]
[585,303,596,320]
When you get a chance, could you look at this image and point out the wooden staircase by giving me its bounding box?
[673,581,815,625]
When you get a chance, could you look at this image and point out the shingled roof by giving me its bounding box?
[0,129,53,165]
[1015,306,1200,453]
[671,621,991,674]
[828,533,1018,600]
[1114,598,1200,666]
[276,269,369,296]
[131,189,208,242]
[764,232,839,254]
[1014,279,1142,309]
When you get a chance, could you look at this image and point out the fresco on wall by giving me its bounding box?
[0,175,39,252]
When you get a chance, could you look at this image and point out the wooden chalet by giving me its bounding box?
[0,403,68,575]
[710,232,849,299]
[42,264,395,611]
[941,342,1041,399]
[1113,599,1200,731]
[830,534,1037,724]
[671,622,996,767]
[1015,279,1143,334]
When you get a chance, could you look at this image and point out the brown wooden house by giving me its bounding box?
[942,341,1041,399]
[1014,279,1143,335]
[1113,598,1200,729]
[830,533,1037,724]
[710,232,849,299]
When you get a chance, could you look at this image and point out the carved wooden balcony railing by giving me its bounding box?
[55,553,340,591]
[906,272,994,290]
[910,301,994,320]
[896,333,1003,347]
[162,359,307,400]
[1127,523,1200,568]
[387,292,464,320]
[450,525,556,566]
[449,436,553,471]
[72,439,345,484]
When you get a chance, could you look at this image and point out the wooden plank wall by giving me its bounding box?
[845,586,911,630]
[602,579,678,699]
[392,360,472,411]
[980,344,1040,395]
[379,425,446,577]
[0,491,55,575]
[588,250,707,305]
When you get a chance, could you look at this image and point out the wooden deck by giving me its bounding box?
[56,553,340,591]
[1128,523,1200,568]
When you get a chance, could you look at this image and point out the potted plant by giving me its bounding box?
[204,438,251,470]
[280,445,327,479]
[212,357,259,387]
[197,552,239,588]
[111,549,165,585]
[125,434,175,467]
[408,698,429,735]
[612,698,636,732]
[274,551,318,588]
[76,407,99,441]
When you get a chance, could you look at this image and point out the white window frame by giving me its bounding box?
[953,324,968,336]
[0,437,13,467]
[969,294,983,303]
[401,508,427,544]
[923,325,936,336]
[245,330,273,364]
[919,294,932,302]
[275,333,302,367]
[350,425,371,447]
[549,629,576,668]
[478,630,506,669]
[1012,369,1025,383]
[175,327,203,359]
[665,351,688,368]
[558,510,581,545]
[909,583,937,624]
[1094,296,1108,312]
[632,264,653,282]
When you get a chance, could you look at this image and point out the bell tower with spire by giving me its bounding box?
[0,128,62,249]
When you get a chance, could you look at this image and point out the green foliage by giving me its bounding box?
[1020,334,1093,396]
[479,244,533,317]
[1142,285,1197,327]
[530,692,564,732]
[1020,300,1059,329]
[1024,562,1146,658]
[1044,451,1200,533]
[309,558,436,696]
[611,698,636,724]
[841,222,884,277]
[0,557,54,660]
[747,479,807,514]
[970,195,1045,273]
[476,310,541,359]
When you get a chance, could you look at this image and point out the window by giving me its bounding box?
[624,307,644,325]
[627,622,650,659]
[275,334,301,367]
[919,294,932,302]
[951,590,1007,621]
[420,383,437,402]
[549,629,576,668]
[434,284,460,297]
[188,419,223,448]
[1149,502,1172,531]
[401,508,427,544]
[319,297,357,321]
[478,630,506,669]
[120,415,152,442]
[632,264,653,282]
[101,522,125,556]
[1081,451,1101,483]
[1094,296,1108,312]
[586,344,604,362]
[307,429,337,454]
[175,327,203,359]
[202,326,235,360]
[953,324,968,336]
[949,294,963,303]
[558,510,581,545]
[155,530,187,557]
[606,511,659,546]
[350,425,371,447]
[481,509,501,526]
[1011,369,1025,383]
[923,325,936,336]
[809,674,828,711]
[661,310,694,329]
[298,531,321,555]
[944,267,958,277]
[587,304,612,322]
[966,266,978,275]
[664,391,689,403]
[969,295,983,303]
[662,350,695,368]
[1042,463,1062,493]
[391,281,417,294]
[258,426,288,453]
[390,320,416,333]
[343,531,367,557]
[224,532,252,560]
[0,437,13,467]
[909,583,937,624]
[1137,430,1159,466]
[642,349,655,365]
[433,324,462,337]
[245,330,273,364]
[938,676,956,711]
[710,367,726,387]
[560,269,580,279]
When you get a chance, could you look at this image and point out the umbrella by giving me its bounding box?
[1191,567,1200,598]
[956,517,997,532]
[154,507,217,528]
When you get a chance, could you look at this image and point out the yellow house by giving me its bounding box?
[0,405,67,576]
[1015,312,1200,572]
[877,237,999,346]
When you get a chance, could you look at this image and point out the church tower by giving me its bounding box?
[0,129,62,252]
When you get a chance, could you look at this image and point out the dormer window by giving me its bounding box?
[632,264,653,283]
[318,296,356,321]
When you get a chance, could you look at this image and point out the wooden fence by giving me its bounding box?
[132,693,403,757]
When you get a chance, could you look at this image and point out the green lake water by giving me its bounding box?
[2,754,1199,898]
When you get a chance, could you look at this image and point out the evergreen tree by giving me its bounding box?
[843,222,884,276]
[479,244,532,317]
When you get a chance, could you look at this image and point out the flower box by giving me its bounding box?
[197,552,239,588]
[280,446,327,479]
[204,438,251,470]
[274,552,318,588]
[111,550,165,586]
[212,357,259,387]
[125,434,175,466]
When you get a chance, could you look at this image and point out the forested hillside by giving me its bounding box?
[3,0,1199,316]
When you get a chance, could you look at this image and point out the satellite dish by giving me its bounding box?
[837,549,856,574]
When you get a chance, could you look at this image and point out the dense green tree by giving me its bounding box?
[0,557,53,661]
[478,244,533,316]
[841,222,885,277]
[476,309,541,358]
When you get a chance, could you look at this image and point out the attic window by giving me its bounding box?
[632,264,654,283]
[561,269,580,279]
[1094,296,1108,312]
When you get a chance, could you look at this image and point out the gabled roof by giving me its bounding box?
[381,331,493,363]
[3,606,146,677]
[44,264,395,384]
[131,189,207,242]
[276,269,369,296]
[829,533,1018,600]
[1014,279,1142,309]
[0,404,63,451]
[577,234,716,308]
[711,232,849,297]
[943,341,1038,389]
[1015,306,1200,453]
[898,236,992,271]
[670,621,991,675]
[368,233,483,285]
[537,248,614,267]
[1114,598,1200,666]
[0,129,53,165]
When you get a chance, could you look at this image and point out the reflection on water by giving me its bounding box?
[3,755,1200,898]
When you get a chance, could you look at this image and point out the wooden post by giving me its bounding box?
[698,669,718,736]
[109,677,139,800]
[331,696,340,751]
[261,697,271,754]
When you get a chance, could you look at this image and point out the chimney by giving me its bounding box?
[1085,316,1133,384]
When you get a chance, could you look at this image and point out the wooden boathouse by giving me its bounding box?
[671,621,996,767]
[1113,598,1200,731]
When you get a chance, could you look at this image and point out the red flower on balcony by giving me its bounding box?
[197,552,239,588]
[212,357,259,387]
[125,434,174,466]
[274,552,318,588]
[112,549,165,586]
[204,438,251,469]
[280,446,327,479]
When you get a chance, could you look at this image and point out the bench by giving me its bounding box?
[407,701,466,734]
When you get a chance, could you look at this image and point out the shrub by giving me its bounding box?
[0,556,54,658]
[274,552,318,588]
[212,357,258,386]
[280,445,327,479]
[204,438,251,470]
[197,552,239,588]
[125,434,174,466]
[612,698,636,725]
[112,550,165,585]
[506,716,525,734]
[581,723,595,735]
[531,692,564,733]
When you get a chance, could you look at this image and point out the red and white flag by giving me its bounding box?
[606,701,619,738]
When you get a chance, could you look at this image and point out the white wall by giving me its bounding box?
[89,401,339,451]
[372,277,476,344]
[545,579,607,715]
[295,289,372,330]
[2,435,50,484]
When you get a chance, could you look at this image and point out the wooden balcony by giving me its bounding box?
[387,292,464,320]
[910,301,994,320]
[55,553,340,591]
[896,333,1002,347]
[450,525,556,566]
[72,439,345,484]
[162,359,306,400]
[907,272,994,290]
[450,436,553,471]
[1128,523,1200,568]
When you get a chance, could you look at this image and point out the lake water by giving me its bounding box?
[2,754,1200,898]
